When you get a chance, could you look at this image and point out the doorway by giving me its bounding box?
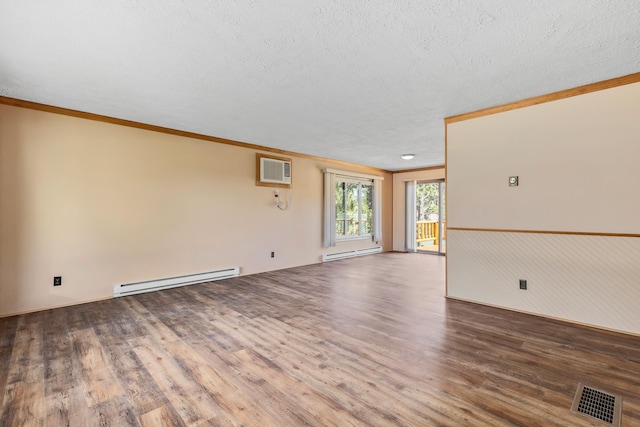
[406,180,446,254]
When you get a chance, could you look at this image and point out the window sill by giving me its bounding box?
[336,235,373,242]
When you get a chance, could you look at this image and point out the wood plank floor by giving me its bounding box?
[2,253,640,426]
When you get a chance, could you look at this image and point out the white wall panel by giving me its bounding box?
[448,229,640,334]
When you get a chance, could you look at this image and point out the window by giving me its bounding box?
[335,179,373,238]
[322,168,383,248]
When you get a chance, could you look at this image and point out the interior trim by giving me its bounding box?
[403,177,445,183]
[322,168,384,180]
[446,227,640,238]
[444,71,640,124]
[445,295,640,338]
[444,122,449,297]
[391,165,445,174]
[0,96,391,175]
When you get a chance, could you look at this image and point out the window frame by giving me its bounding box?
[334,177,374,241]
[322,168,383,248]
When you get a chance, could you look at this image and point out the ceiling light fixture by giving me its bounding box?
[401,154,415,160]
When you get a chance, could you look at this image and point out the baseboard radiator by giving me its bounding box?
[322,246,382,262]
[113,267,240,298]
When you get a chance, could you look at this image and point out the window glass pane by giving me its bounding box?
[344,182,359,235]
[360,184,373,234]
[335,182,346,236]
[335,179,374,239]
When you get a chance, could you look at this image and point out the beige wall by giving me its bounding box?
[448,82,640,233]
[0,104,392,316]
[392,168,445,251]
[446,81,640,334]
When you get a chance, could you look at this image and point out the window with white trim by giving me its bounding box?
[322,168,383,248]
[335,178,373,239]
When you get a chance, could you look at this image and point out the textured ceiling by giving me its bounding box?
[1,1,639,170]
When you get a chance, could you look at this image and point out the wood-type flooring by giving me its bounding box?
[1,253,640,426]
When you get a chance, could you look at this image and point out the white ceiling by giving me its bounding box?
[1,1,639,171]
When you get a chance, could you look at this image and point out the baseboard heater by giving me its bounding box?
[113,267,240,298]
[322,246,382,262]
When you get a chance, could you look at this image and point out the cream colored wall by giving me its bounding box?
[446,81,640,334]
[0,104,392,316]
[448,82,640,232]
[392,168,445,251]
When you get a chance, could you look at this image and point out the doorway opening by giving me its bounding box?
[406,180,446,255]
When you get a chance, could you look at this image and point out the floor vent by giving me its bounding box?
[571,383,622,426]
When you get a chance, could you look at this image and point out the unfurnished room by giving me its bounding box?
[1,1,640,426]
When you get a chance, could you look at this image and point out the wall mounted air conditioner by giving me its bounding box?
[260,156,291,185]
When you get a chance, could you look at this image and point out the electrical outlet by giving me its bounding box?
[53,276,62,286]
[519,279,527,290]
[271,251,275,258]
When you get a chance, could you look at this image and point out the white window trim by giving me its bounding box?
[322,169,384,181]
[337,235,373,242]
[335,179,373,241]
[322,168,383,248]
[405,180,417,252]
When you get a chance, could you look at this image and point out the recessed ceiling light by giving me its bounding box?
[401,154,415,160]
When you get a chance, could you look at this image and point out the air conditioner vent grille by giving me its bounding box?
[260,157,291,184]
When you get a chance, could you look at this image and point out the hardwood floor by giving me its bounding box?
[1,253,640,426]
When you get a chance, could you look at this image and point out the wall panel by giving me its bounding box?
[446,80,640,334]
[447,82,640,233]
[448,230,640,334]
